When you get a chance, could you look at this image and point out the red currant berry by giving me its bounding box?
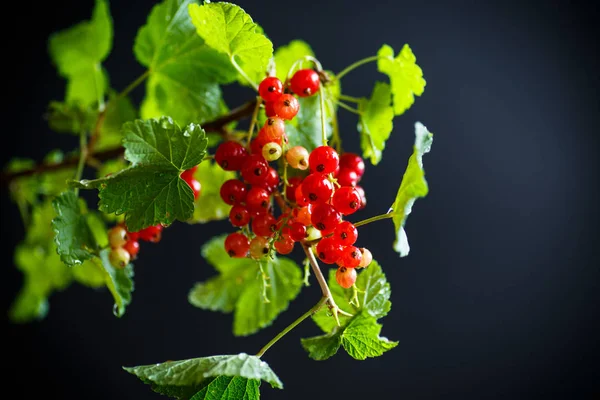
[109,247,131,268]
[288,221,307,242]
[229,204,250,227]
[220,179,247,205]
[290,68,320,97]
[272,94,299,120]
[331,186,362,215]
[309,146,339,175]
[275,213,292,237]
[302,173,334,204]
[262,142,283,161]
[224,232,250,258]
[180,166,197,182]
[252,213,277,237]
[310,203,341,235]
[258,76,284,102]
[339,152,365,179]
[293,205,312,226]
[215,140,248,171]
[188,178,202,200]
[336,168,359,187]
[333,221,358,246]
[295,184,309,207]
[123,239,140,259]
[264,101,277,117]
[286,146,309,170]
[335,266,357,289]
[359,247,373,268]
[241,154,269,185]
[245,187,271,214]
[249,236,270,259]
[316,236,343,264]
[108,225,128,248]
[355,185,367,209]
[274,234,294,255]
[255,167,279,193]
[136,224,163,243]
[262,117,285,141]
[285,176,303,203]
[340,245,363,268]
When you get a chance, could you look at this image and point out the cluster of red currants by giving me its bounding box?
[107,222,164,268]
[214,69,372,289]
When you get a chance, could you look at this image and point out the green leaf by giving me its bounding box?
[302,261,396,360]
[124,353,283,393]
[358,82,394,165]
[96,93,137,151]
[191,376,260,400]
[391,122,433,256]
[273,39,314,81]
[135,0,236,125]
[286,90,335,152]
[189,235,303,336]
[377,44,426,115]
[51,191,100,266]
[189,160,236,223]
[73,117,208,232]
[95,248,134,317]
[188,2,273,85]
[46,101,97,134]
[48,0,113,106]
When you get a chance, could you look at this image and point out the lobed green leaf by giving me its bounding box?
[95,248,135,317]
[189,160,236,223]
[191,376,260,400]
[358,81,394,165]
[391,122,433,256]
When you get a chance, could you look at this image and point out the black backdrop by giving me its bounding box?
[2,0,599,399]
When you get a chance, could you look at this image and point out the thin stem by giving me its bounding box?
[319,87,328,146]
[246,96,262,149]
[256,296,328,358]
[335,100,362,115]
[353,212,394,228]
[112,70,150,106]
[334,55,382,81]
[73,131,88,195]
[231,55,258,91]
[338,94,363,103]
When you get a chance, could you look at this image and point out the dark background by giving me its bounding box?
[2,0,599,399]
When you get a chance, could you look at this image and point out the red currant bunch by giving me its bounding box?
[107,222,165,268]
[214,74,372,289]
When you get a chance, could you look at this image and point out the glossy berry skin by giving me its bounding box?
[108,225,128,248]
[293,205,312,226]
[252,213,277,237]
[286,146,309,170]
[224,232,250,258]
[333,221,358,246]
[301,173,334,204]
[316,236,343,264]
[251,129,282,156]
[355,185,367,209]
[340,245,363,268]
[249,236,270,259]
[255,167,279,193]
[258,76,284,102]
[262,142,282,162]
[285,176,303,203]
[123,239,140,259]
[229,204,250,227]
[274,234,294,255]
[188,178,202,200]
[332,186,362,215]
[310,203,342,235]
[262,117,285,141]
[215,141,248,171]
[290,68,320,97]
[359,247,373,268]
[339,152,365,179]
[309,146,339,175]
[264,101,277,117]
[245,187,271,214]
[136,224,163,243]
[220,179,247,205]
[272,94,299,120]
[336,168,359,187]
[336,266,357,288]
[109,247,131,269]
[288,221,308,242]
[241,154,269,185]
[295,184,309,207]
[180,165,197,183]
